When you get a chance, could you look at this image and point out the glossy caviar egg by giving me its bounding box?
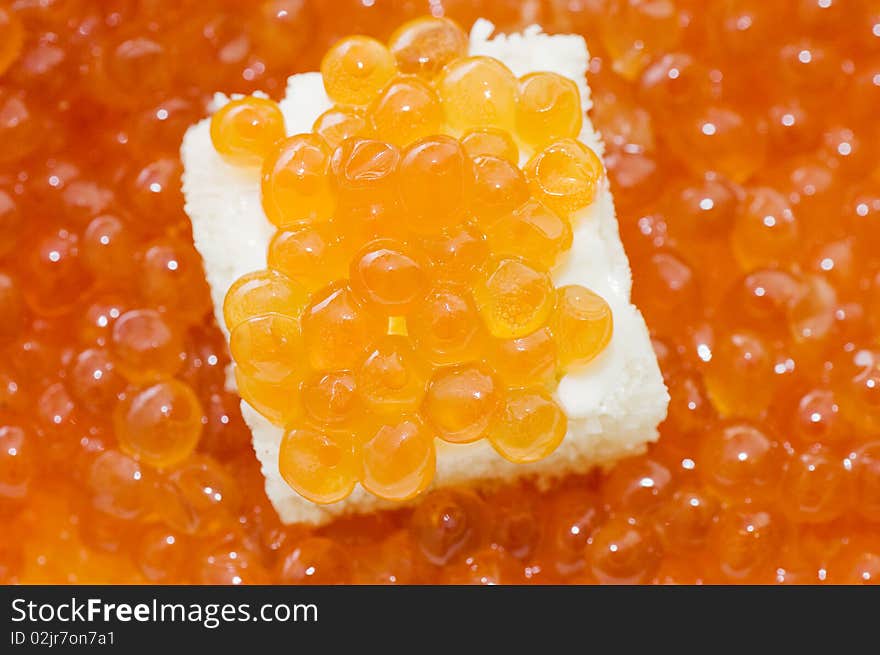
[210,96,286,166]
[109,309,183,384]
[551,285,613,369]
[470,155,530,223]
[301,283,383,370]
[423,363,502,444]
[330,137,401,235]
[261,134,336,228]
[369,75,442,146]
[526,138,604,216]
[299,369,361,428]
[711,505,784,582]
[138,237,212,325]
[488,388,567,464]
[486,199,573,270]
[699,421,783,503]
[278,426,359,504]
[312,106,371,149]
[388,16,468,77]
[361,414,436,501]
[234,367,300,428]
[357,336,427,415]
[267,224,348,293]
[409,488,489,566]
[114,380,204,469]
[731,187,801,270]
[222,269,307,331]
[491,326,558,389]
[704,329,776,419]
[419,223,489,283]
[473,257,556,340]
[349,239,430,312]
[461,128,519,163]
[780,445,851,524]
[398,135,473,232]
[229,313,303,385]
[587,515,662,584]
[81,214,136,281]
[516,72,583,148]
[408,284,487,365]
[600,0,682,79]
[159,455,242,536]
[436,56,519,132]
[321,35,397,105]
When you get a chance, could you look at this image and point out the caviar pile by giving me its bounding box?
[1,0,880,584]
[212,17,612,504]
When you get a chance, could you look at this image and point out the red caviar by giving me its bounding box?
[0,1,877,585]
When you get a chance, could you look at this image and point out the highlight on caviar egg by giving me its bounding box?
[5,0,880,590]
[212,17,617,506]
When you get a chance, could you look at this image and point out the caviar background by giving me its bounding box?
[1,0,880,584]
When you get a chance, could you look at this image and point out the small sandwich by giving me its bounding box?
[181,17,669,525]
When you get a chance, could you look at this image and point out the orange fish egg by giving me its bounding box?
[321,35,397,106]
[210,96,286,166]
[388,16,468,78]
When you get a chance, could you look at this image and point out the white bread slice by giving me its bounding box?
[181,20,669,525]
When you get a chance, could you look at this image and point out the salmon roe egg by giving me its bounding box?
[704,329,776,419]
[423,364,502,444]
[349,239,430,313]
[369,76,442,146]
[229,313,303,386]
[357,336,427,415]
[471,155,529,223]
[486,199,573,269]
[526,138,604,216]
[516,72,583,148]
[488,388,567,464]
[550,285,613,369]
[110,309,183,384]
[321,36,396,106]
[278,426,359,504]
[409,488,488,566]
[222,269,307,331]
[408,285,487,365]
[210,97,286,167]
[731,187,801,270]
[301,283,383,370]
[361,415,436,501]
[491,327,558,389]
[261,134,336,228]
[399,135,473,233]
[473,257,556,339]
[419,223,489,283]
[436,56,519,132]
[312,106,371,150]
[267,224,347,293]
[114,380,204,469]
[234,367,299,429]
[460,128,519,163]
[300,370,361,428]
[330,137,401,233]
[388,16,468,78]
